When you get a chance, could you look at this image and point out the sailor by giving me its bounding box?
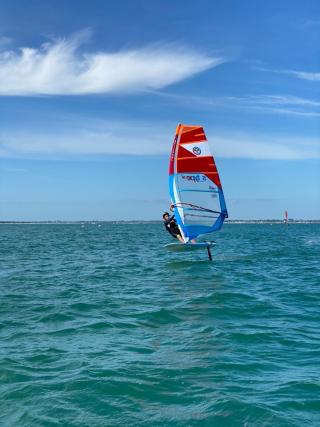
[163,210,184,243]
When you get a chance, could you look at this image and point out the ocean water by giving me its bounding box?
[1,223,319,427]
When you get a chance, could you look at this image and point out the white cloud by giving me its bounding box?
[0,120,319,160]
[256,66,320,82]
[0,36,12,47]
[235,94,320,107]
[155,92,320,117]
[0,34,222,96]
[0,120,170,157]
[223,94,320,116]
[210,132,320,160]
[286,70,320,81]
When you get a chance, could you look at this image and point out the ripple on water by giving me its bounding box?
[0,223,319,426]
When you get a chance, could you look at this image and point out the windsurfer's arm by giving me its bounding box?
[169,214,175,223]
[164,215,175,226]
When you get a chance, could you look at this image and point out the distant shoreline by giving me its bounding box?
[1,220,319,225]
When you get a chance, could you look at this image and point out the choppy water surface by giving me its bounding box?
[1,224,319,426]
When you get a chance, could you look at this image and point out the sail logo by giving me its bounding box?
[182,174,206,182]
[192,146,201,155]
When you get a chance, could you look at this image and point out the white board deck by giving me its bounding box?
[164,242,216,252]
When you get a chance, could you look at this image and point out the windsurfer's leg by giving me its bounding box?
[176,234,184,243]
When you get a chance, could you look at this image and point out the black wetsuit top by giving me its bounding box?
[164,215,181,239]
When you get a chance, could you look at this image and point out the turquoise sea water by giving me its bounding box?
[1,223,319,426]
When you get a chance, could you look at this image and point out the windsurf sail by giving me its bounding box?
[169,124,228,242]
[284,210,288,224]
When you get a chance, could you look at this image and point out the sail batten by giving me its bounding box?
[169,124,228,242]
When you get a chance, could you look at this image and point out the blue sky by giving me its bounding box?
[0,0,319,220]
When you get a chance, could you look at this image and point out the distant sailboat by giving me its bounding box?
[284,210,288,225]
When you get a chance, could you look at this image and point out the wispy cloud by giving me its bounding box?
[0,119,319,160]
[0,36,12,47]
[0,120,170,157]
[0,33,223,96]
[256,66,320,82]
[286,70,320,81]
[222,94,320,116]
[154,91,320,117]
[237,94,320,107]
[210,132,320,160]
[2,166,27,173]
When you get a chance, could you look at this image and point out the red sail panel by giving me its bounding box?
[177,157,221,188]
[179,126,207,144]
[174,125,222,188]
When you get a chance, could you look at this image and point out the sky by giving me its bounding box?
[0,0,319,220]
